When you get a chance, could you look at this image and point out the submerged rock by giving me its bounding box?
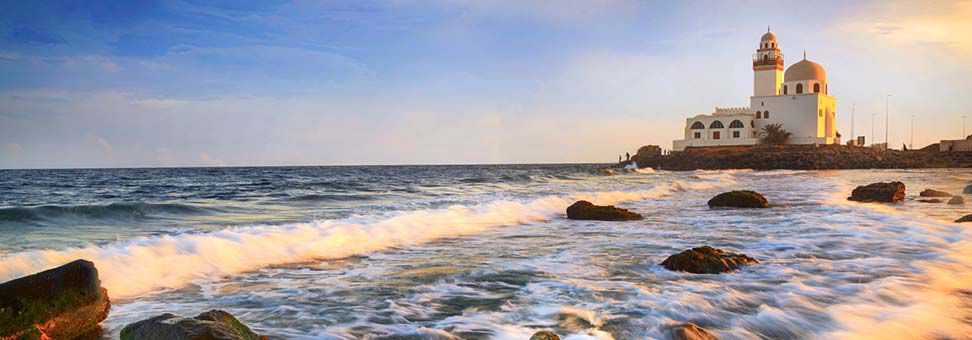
[956,214,972,223]
[948,196,965,205]
[120,310,264,340]
[847,182,905,203]
[660,246,758,274]
[566,200,643,221]
[919,189,952,197]
[670,323,717,340]
[917,198,943,203]
[529,331,561,340]
[0,259,110,340]
[707,190,769,208]
[964,184,972,194]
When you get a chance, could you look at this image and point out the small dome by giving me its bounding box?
[761,31,777,42]
[784,59,826,82]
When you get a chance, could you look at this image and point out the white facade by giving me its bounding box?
[941,138,972,152]
[672,29,839,151]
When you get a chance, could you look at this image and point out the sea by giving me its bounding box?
[0,165,971,339]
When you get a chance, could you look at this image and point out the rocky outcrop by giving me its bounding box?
[847,182,905,203]
[530,331,561,340]
[566,201,643,221]
[956,214,972,223]
[120,310,264,340]
[920,189,952,197]
[948,196,965,205]
[0,259,110,340]
[965,184,972,194]
[917,198,943,203]
[636,144,972,170]
[660,246,758,274]
[670,323,717,340]
[707,191,769,208]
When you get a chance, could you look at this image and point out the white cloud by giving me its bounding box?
[198,152,226,167]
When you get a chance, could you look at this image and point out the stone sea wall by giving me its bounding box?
[626,144,972,171]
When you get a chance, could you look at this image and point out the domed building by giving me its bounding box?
[673,29,838,151]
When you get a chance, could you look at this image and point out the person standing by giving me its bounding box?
[625,152,630,161]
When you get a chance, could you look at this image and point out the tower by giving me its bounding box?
[753,28,783,96]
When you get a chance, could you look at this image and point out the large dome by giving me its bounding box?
[761,31,777,42]
[784,59,826,82]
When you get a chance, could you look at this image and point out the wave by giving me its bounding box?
[0,176,737,300]
[0,202,218,224]
[283,194,383,202]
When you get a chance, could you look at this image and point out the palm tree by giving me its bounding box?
[759,123,792,145]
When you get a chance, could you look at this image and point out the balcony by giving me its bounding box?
[752,54,784,67]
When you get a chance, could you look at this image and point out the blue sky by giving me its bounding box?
[1,0,971,168]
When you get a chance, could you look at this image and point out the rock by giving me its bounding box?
[670,323,717,340]
[920,189,952,197]
[964,184,972,194]
[917,198,943,203]
[707,191,769,208]
[847,182,906,203]
[660,246,758,274]
[0,259,110,340]
[956,214,972,223]
[948,196,965,205]
[566,200,643,221]
[120,310,264,340]
[530,331,561,340]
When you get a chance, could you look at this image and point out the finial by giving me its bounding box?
[767,25,770,33]
[803,50,806,59]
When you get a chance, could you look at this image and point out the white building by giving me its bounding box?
[673,29,839,151]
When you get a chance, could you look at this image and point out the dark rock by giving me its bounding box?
[920,189,952,197]
[956,214,972,223]
[0,259,110,340]
[530,331,561,340]
[948,196,965,205]
[848,182,906,203]
[964,184,972,194]
[566,200,643,221]
[707,191,769,208]
[917,198,943,203]
[670,323,717,340]
[660,246,758,274]
[120,310,264,340]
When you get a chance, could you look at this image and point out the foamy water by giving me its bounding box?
[1,166,970,339]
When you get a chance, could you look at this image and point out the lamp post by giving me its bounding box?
[963,115,967,138]
[910,115,915,150]
[871,113,876,147]
[885,94,891,147]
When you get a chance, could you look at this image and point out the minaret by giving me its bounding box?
[753,27,784,96]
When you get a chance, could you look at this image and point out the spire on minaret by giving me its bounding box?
[803,50,807,59]
[767,25,771,33]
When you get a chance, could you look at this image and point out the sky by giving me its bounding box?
[1,0,971,168]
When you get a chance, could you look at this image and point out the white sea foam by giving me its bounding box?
[0,177,736,300]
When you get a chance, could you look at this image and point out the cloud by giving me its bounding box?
[85,133,113,153]
[132,98,190,109]
[1,143,23,158]
[841,0,972,58]
[198,152,226,166]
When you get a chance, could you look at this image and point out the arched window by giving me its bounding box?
[796,83,804,94]
[690,121,705,129]
[783,85,788,95]
[729,120,744,128]
[764,111,769,119]
[756,111,762,119]
[709,121,724,129]
[813,83,820,93]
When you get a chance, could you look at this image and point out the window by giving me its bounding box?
[694,132,701,139]
[732,131,740,138]
[796,83,804,94]
[813,83,820,93]
[750,121,754,128]
[756,111,762,119]
[761,101,764,106]
[690,121,705,129]
[729,120,744,128]
[764,111,769,119]
[783,85,788,95]
[709,121,724,129]
[713,131,721,140]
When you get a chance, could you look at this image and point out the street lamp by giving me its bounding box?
[910,115,915,150]
[885,94,891,147]
[963,115,968,138]
[871,113,876,147]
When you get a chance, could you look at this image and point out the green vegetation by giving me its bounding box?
[759,123,792,145]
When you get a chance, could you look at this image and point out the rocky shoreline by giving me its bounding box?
[619,144,972,170]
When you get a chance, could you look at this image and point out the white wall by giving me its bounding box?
[750,93,837,145]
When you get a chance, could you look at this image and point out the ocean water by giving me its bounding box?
[1,165,971,339]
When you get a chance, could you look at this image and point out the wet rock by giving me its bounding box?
[948,196,965,205]
[530,331,561,340]
[917,198,943,203]
[964,184,972,194]
[707,190,769,208]
[660,246,758,274]
[956,214,972,223]
[920,189,952,197]
[566,200,643,221]
[0,259,110,340]
[847,182,905,203]
[120,310,264,340]
[670,323,717,340]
